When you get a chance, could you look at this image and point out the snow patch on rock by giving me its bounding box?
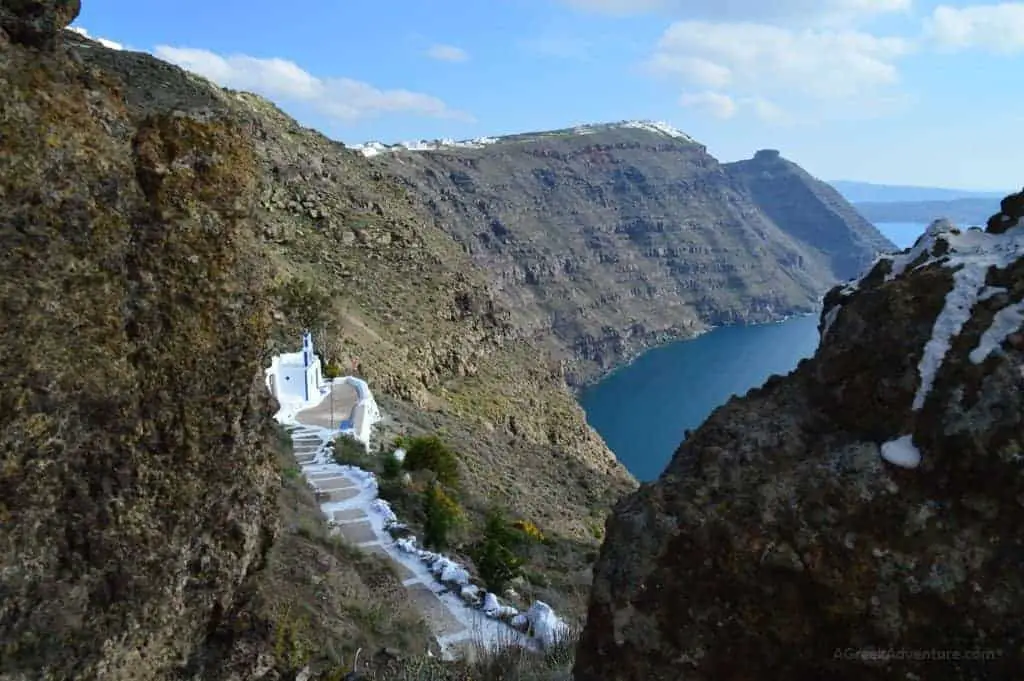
[970,300,1024,364]
[864,219,1024,410]
[880,435,922,469]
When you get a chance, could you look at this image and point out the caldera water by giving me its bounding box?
[579,222,924,481]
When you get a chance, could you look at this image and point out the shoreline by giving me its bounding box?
[567,306,822,397]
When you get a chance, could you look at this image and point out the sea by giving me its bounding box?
[579,222,924,481]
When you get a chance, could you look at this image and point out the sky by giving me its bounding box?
[72,0,1023,190]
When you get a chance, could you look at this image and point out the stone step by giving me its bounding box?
[311,477,355,492]
[333,519,378,544]
[332,508,368,523]
[362,544,418,582]
[317,487,361,503]
[405,584,468,639]
[307,470,345,479]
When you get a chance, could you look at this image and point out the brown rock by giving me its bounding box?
[575,203,1024,681]
[0,0,80,49]
[986,188,1024,234]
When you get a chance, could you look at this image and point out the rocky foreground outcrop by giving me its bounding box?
[0,4,283,679]
[575,195,1024,680]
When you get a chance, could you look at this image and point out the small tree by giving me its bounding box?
[422,482,462,551]
[471,507,526,594]
[379,450,402,480]
[332,433,368,467]
[403,434,460,487]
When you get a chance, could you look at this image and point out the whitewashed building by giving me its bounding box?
[266,331,323,403]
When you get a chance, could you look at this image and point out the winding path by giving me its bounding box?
[285,393,536,661]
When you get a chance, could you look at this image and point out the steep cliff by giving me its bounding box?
[1,3,284,677]
[371,125,893,384]
[725,149,894,280]
[575,196,1024,680]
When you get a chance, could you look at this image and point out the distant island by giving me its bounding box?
[853,197,1000,225]
[829,180,1009,226]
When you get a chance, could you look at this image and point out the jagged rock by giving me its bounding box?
[575,205,1024,681]
[0,0,79,49]
[987,188,1024,234]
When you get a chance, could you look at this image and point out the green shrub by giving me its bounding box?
[323,360,344,379]
[402,434,460,487]
[471,507,527,594]
[332,433,369,468]
[422,482,462,551]
[380,450,403,480]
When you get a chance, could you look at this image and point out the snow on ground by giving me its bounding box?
[888,221,1024,411]
[269,366,570,661]
[826,218,1023,472]
[880,435,922,469]
[836,219,1023,412]
[970,300,1024,364]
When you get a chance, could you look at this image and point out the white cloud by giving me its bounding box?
[647,21,912,120]
[68,25,123,50]
[426,44,469,62]
[745,97,788,123]
[679,91,737,118]
[925,3,1024,54]
[153,46,472,122]
[559,0,910,25]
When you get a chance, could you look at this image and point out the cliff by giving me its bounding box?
[575,196,1024,680]
[371,126,893,384]
[724,149,894,280]
[1,2,284,677]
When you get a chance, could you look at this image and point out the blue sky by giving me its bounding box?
[73,0,1022,190]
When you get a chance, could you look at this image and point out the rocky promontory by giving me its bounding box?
[372,124,893,385]
[575,194,1024,680]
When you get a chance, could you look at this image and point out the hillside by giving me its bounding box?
[1,8,628,679]
[576,201,1024,680]
[369,127,893,385]
[855,197,1001,225]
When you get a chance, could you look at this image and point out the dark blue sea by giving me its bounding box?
[579,222,922,481]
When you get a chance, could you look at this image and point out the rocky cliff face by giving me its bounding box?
[575,197,1024,680]
[372,126,893,384]
[725,149,894,280]
[1,4,282,678]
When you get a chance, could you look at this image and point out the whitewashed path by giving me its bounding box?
[284,419,534,661]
